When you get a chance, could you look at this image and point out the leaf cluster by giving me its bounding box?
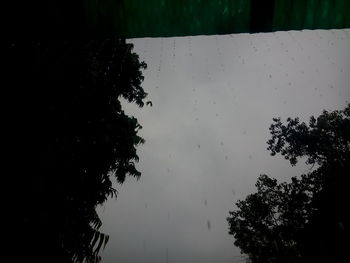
[228,104,350,263]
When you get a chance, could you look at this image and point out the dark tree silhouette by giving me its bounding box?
[227,104,350,263]
[10,39,148,263]
[267,106,350,166]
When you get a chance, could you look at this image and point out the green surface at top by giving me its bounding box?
[85,0,350,38]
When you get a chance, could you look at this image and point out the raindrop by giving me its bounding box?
[288,82,291,86]
[269,74,272,78]
[220,141,224,146]
[248,154,253,160]
[232,188,235,196]
[225,156,228,161]
[204,199,207,206]
[207,220,211,230]
[342,29,350,38]
[145,203,148,209]
[243,130,247,135]
[197,144,201,149]
[315,31,323,39]
[287,31,303,50]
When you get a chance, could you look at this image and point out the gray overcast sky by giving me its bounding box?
[98,29,350,263]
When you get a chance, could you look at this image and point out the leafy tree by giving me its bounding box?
[267,106,350,166]
[10,39,148,263]
[267,104,349,262]
[227,104,350,263]
[228,171,323,263]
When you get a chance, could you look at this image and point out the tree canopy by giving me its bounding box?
[227,104,349,263]
[11,39,148,263]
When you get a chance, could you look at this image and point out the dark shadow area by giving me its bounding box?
[227,104,349,263]
[6,2,152,262]
[9,38,148,262]
[250,0,275,33]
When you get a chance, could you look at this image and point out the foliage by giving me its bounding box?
[11,39,148,263]
[267,106,350,166]
[228,172,323,263]
[228,104,350,263]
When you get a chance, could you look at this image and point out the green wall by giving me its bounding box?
[84,0,350,37]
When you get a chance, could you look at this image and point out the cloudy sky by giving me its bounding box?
[97,29,350,263]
